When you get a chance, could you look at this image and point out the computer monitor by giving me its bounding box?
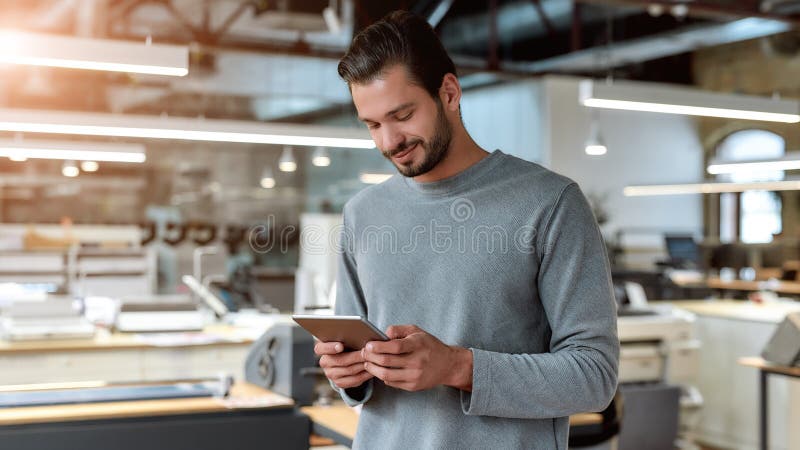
[664,235,699,268]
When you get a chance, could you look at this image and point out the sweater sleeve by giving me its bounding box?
[331,207,374,406]
[461,183,619,419]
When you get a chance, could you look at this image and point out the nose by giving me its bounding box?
[379,125,405,152]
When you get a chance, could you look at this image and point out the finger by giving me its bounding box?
[314,341,344,355]
[365,337,414,355]
[333,371,373,389]
[385,324,422,340]
[364,362,415,382]
[319,350,364,368]
[325,362,368,379]
[362,351,409,369]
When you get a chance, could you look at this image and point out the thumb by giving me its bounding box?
[386,324,421,339]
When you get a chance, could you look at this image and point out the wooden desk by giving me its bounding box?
[0,382,308,450]
[301,404,603,447]
[670,299,800,324]
[0,325,261,386]
[0,382,291,426]
[706,277,800,295]
[0,324,256,354]
[738,357,800,450]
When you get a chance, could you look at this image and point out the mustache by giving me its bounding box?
[384,139,423,158]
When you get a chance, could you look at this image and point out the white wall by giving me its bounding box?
[460,75,705,267]
[542,76,704,264]
[461,80,546,164]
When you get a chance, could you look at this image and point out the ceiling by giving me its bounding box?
[0,0,798,222]
[0,0,798,122]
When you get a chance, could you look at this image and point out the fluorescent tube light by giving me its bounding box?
[0,139,146,163]
[0,29,188,76]
[0,109,376,149]
[359,173,393,184]
[624,180,800,196]
[707,156,800,174]
[580,79,800,123]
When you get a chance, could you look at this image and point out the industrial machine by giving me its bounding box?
[617,295,703,450]
[244,322,317,406]
[0,297,95,341]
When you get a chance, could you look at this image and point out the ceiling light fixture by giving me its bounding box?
[0,109,376,149]
[260,166,276,189]
[707,155,800,175]
[580,79,800,123]
[624,180,800,196]
[80,161,99,172]
[0,138,146,163]
[584,114,607,156]
[312,146,331,167]
[61,160,79,177]
[0,29,189,76]
[278,146,297,172]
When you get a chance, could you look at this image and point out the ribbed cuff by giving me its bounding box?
[460,348,491,416]
[336,379,373,406]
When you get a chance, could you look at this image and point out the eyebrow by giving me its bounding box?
[359,102,415,123]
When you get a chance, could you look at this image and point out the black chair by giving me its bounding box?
[569,390,623,448]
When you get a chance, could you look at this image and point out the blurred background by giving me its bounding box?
[0,1,799,450]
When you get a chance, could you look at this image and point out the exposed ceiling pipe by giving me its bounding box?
[32,0,77,30]
[427,0,457,28]
[502,17,792,73]
[75,0,106,37]
[439,0,638,53]
[576,0,800,25]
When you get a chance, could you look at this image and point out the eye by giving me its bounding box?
[398,112,413,121]
[366,122,380,130]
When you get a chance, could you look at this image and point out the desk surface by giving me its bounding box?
[0,382,293,426]
[0,324,256,355]
[706,277,800,295]
[301,405,603,443]
[669,299,800,324]
[738,357,800,377]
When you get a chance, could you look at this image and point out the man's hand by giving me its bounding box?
[315,341,374,389]
[362,325,473,392]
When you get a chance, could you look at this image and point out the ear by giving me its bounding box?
[439,73,462,113]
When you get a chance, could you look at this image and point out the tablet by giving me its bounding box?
[292,315,389,351]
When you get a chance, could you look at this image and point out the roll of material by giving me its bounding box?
[244,323,316,405]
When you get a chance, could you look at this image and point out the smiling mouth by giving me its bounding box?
[392,143,418,160]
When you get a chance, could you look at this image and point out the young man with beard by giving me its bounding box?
[314,10,619,449]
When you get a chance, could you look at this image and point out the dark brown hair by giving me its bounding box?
[337,10,457,99]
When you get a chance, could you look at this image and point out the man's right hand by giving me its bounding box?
[315,341,374,389]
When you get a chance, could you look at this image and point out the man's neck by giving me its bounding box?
[412,132,489,183]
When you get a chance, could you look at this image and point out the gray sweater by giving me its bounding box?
[334,149,619,449]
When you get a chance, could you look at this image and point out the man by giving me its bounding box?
[314,10,619,449]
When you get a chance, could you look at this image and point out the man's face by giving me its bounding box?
[351,65,452,178]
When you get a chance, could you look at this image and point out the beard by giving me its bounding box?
[382,99,453,178]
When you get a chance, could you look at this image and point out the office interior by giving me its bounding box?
[0,1,799,449]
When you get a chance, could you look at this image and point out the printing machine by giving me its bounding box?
[616,300,703,450]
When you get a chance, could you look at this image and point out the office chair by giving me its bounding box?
[568,390,624,449]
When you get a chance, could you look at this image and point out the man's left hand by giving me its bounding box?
[361,325,473,392]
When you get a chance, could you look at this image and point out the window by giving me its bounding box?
[715,130,785,244]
